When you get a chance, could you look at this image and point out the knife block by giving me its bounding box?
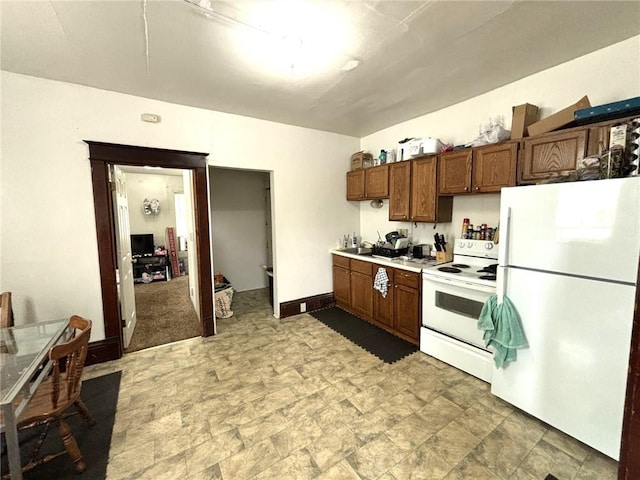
[436,251,453,263]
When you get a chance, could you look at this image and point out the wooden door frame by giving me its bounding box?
[619,255,640,478]
[85,141,214,363]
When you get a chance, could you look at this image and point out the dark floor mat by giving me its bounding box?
[310,307,418,364]
[1,371,122,479]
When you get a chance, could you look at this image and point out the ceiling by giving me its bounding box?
[2,1,639,137]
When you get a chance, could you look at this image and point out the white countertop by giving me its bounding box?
[330,249,439,273]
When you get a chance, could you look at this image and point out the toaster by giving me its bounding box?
[412,244,432,259]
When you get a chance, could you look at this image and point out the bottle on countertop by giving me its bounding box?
[352,233,358,247]
[461,218,470,239]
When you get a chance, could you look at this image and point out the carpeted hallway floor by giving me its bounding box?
[126,275,201,352]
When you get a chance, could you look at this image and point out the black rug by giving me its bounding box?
[1,371,122,479]
[310,307,418,363]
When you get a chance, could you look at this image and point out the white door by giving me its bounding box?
[112,165,137,349]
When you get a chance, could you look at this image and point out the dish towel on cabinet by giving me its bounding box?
[373,268,389,298]
[478,294,528,368]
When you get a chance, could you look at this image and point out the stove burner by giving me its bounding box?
[450,263,470,268]
[477,263,498,274]
[479,275,497,281]
[438,267,462,273]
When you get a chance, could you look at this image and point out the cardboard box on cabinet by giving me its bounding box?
[350,151,373,170]
[527,96,591,137]
[510,103,539,139]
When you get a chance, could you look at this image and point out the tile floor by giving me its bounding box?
[84,289,618,480]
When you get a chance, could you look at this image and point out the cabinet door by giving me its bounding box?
[373,267,394,328]
[394,284,420,341]
[439,150,472,194]
[389,162,411,221]
[365,165,389,199]
[410,156,437,222]
[520,129,588,183]
[473,142,517,193]
[333,266,351,308]
[350,271,373,321]
[346,170,365,201]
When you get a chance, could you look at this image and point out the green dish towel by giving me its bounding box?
[478,294,528,368]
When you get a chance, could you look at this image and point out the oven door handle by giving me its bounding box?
[422,274,496,294]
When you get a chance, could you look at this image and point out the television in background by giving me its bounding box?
[130,234,154,257]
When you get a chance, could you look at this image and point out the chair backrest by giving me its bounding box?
[1,291,15,328]
[49,316,92,409]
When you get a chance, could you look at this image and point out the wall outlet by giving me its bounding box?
[300,302,306,313]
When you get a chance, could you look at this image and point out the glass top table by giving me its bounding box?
[1,319,71,480]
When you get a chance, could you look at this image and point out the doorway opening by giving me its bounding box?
[209,167,274,317]
[115,165,200,352]
[86,141,214,363]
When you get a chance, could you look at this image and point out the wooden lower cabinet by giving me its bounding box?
[334,254,421,345]
[392,269,421,341]
[332,265,350,308]
[373,269,394,328]
[350,270,373,321]
[394,283,420,340]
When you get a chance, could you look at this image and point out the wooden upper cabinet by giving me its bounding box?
[365,164,389,199]
[346,170,365,200]
[473,142,518,193]
[439,150,472,194]
[410,156,452,223]
[410,156,437,222]
[389,162,411,221]
[439,143,517,195]
[520,129,588,183]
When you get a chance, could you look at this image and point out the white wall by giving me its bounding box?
[0,72,359,340]
[210,168,270,292]
[360,35,640,248]
[126,172,184,246]
[2,35,638,340]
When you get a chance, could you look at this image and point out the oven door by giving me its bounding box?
[422,273,494,350]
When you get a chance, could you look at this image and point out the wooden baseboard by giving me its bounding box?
[87,337,122,365]
[279,293,335,319]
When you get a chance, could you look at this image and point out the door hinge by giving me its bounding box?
[121,318,126,328]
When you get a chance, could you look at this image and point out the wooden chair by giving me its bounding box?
[14,316,95,476]
[1,291,14,328]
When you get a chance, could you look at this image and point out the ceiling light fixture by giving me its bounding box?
[182,0,354,77]
[341,59,360,72]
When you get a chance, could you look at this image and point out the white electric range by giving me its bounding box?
[420,239,498,383]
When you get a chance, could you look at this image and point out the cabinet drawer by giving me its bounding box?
[394,269,420,289]
[333,255,350,269]
[351,258,373,275]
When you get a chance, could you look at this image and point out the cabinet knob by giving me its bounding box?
[475,186,480,191]
[464,186,469,191]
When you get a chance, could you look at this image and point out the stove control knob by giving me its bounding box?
[457,241,465,249]
[485,243,493,250]
[467,241,473,248]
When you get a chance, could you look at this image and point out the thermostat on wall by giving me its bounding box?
[141,113,161,123]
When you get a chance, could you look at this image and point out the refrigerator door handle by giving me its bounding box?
[498,207,511,304]
[502,206,511,267]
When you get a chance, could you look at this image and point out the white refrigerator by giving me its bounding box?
[493,177,640,459]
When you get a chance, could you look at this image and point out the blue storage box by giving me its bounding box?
[574,97,640,125]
